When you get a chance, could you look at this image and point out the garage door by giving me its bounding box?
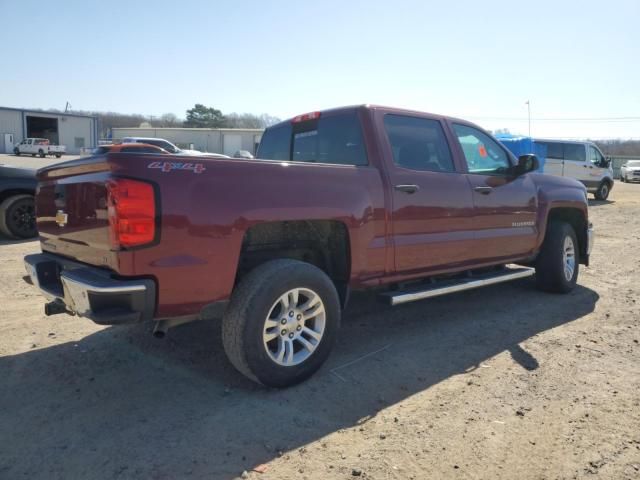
[223,134,242,156]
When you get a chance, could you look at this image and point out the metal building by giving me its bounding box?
[111,127,264,156]
[0,107,98,154]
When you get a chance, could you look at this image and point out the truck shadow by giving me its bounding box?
[0,279,599,479]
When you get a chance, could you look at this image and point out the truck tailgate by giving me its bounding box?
[36,157,117,269]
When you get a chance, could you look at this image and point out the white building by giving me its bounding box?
[112,127,264,156]
[0,107,98,154]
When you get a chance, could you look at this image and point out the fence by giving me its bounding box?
[609,156,640,179]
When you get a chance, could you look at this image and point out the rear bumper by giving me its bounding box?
[24,253,155,325]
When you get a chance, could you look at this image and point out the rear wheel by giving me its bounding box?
[55,154,62,158]
[594,181,610,200]
[38,149,45,158]
[222,259,340,387]
[0,194,37,239]
[535,222,579,293]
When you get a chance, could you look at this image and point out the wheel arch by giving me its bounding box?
[235,220,351,307]
[545,207,588,264]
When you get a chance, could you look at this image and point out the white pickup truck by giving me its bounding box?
[14,138,65,158]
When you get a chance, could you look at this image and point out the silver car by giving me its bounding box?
[620,160,640,183]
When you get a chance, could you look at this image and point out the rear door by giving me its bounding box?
[450,123,538,261]
[379,113,477,275]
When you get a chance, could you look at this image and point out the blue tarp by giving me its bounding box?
[496,134,546,172]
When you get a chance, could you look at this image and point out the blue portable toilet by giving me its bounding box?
[495,134,546,172]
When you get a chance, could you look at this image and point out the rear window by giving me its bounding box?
[257,113,368,166]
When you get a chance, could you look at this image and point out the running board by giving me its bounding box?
[379,267,536,306]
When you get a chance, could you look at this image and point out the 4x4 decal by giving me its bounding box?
[148,161,206,174]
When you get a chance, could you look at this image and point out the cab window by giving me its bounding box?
[453,124,511,175]
[589,146,604,165]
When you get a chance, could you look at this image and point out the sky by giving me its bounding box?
[1,0,639,139]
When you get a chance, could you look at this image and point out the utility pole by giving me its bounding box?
[64,101,72,113]
[525,100,531,137]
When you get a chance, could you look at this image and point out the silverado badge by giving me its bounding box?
[55,210,68,227]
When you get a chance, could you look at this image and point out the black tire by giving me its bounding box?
[620,175,625,183]
[222,259,341,387]
[55,154,62,158]
[594,180,610,200]
[535,222,579,293]
[31,154,35,157]
[0,194,37,239]
[38,149,45,158]
[13,148,20,156]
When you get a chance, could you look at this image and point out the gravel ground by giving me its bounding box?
[1,183,639,480]
[0,153,83,170]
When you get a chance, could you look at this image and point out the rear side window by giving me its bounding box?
[536,141,586,162]
[383,115,454,172]
[563,143,586,162]
[538,141,563,159]
[257,113,368,166]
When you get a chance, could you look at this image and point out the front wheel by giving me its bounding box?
[55,154,62,158]
[38,149,45,158]
[594,181,610,200]
[222,259,340,387]
[620,174,625,183]
[13,148,20,156]
[535,222,579,293]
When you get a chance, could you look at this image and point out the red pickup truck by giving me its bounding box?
[24,105,593,387]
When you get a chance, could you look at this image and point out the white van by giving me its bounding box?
[534,139,614,200]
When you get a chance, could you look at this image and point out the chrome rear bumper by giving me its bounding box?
[24,253,155,325]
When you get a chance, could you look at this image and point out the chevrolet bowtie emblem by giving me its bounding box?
[55,210,68,227]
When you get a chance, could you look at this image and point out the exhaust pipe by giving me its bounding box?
[152,315,201,339]
[152,320,169,339]
[44,300,68,316]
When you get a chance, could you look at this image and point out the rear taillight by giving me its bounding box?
[106,178,156,249]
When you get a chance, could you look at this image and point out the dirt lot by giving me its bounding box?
[1,183,639,480]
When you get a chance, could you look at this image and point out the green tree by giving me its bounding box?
[184,104,226,128]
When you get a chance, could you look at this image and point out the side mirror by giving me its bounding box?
[516,154,539,175]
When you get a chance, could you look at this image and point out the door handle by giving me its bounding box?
[394,184,419,194]
[473,186,493,194]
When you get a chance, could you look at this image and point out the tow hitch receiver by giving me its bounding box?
[44,300,70,316]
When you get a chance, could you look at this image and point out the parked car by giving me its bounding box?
[533,139,613,199]
[619,160,640,183]
[14,138,66,158]
[233,150,254,159]
[24,105,593,387]
[0,165,37,238]
[121,136,229,158]
[93,143,170,154]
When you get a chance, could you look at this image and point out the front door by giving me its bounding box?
[450,123,539,262]
[381,114,477,275]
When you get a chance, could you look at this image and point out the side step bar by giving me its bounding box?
[379,266,535,306]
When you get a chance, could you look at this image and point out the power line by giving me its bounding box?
[466,116,640,122]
